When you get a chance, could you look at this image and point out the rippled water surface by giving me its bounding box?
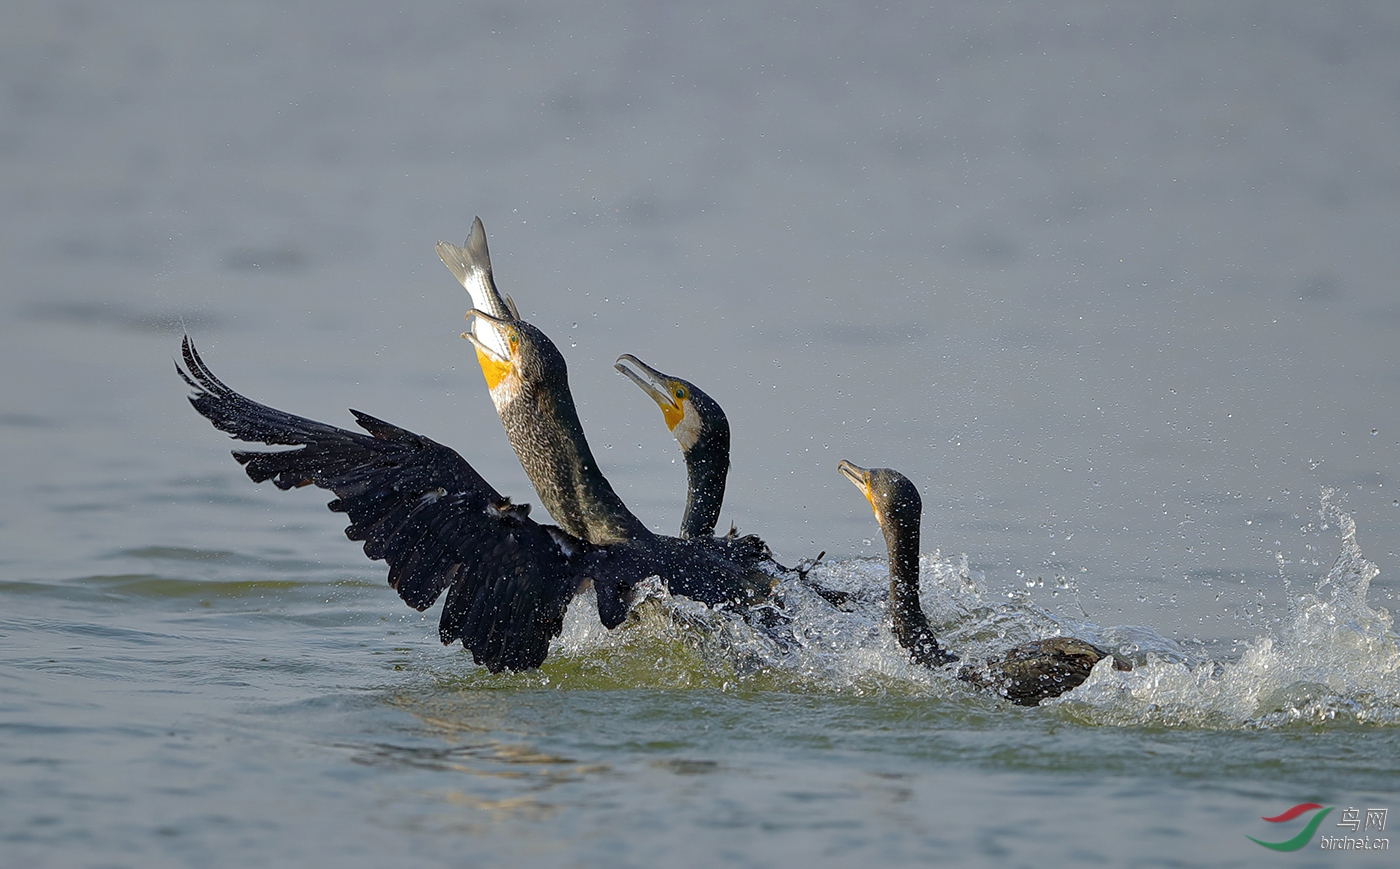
[3,3,1399,866]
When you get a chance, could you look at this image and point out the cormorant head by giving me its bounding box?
[463,309,569,408]
[613,354,729,454]
[837,460,922,549]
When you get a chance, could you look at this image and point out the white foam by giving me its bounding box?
[540,492,1399,726]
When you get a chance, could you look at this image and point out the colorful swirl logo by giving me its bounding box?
[1248,803,1334,851]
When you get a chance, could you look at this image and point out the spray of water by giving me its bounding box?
[497,490,1399,728]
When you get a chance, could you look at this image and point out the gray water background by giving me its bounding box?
[3,3,1399,866]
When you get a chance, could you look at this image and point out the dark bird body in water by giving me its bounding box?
[838,461,1130,705]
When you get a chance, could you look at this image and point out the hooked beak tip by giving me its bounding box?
[615,354,677,411]
[837,460,870,489]
[463,311,511,365]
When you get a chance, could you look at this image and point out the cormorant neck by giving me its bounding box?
[883,514,926,639]
[882,509,956,666]
[679,427,729,539]
[500,377,651,546]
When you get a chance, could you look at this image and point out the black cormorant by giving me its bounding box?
[838,460,1130,705]
[614,353,853,609]
[436,220,641,546]
[613,354,729,540]
[179,221,776,671]
[177,335,648,672]
[434,219,777,607]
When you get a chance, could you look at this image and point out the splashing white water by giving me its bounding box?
[1062,489,1400,727]
[545,490,1398,726]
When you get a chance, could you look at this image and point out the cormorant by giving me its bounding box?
[434,219,777,607]
[614,353,855,610]
[613,354,729,540]
[837,460,1130,705]
[177,335,643,672]
[436,219,639,546]
[180,221,776,671]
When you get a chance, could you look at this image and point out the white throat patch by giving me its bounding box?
[487,374,524,414]
[672,399,701,451]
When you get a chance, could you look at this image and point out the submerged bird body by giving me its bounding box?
[838,460,1129,705]
[961,636,1120,707]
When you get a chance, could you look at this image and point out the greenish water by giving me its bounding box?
[3,525,1396,866]
[4,2,1400,866]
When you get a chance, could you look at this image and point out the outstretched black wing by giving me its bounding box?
[178,335,585,672]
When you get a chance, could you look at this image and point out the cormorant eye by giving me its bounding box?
[675,387,686,400]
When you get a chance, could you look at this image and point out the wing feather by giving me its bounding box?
[179,335,584,672]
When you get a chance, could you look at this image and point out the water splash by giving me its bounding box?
[502,490,1400,728]
[1063,489,1400,727]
